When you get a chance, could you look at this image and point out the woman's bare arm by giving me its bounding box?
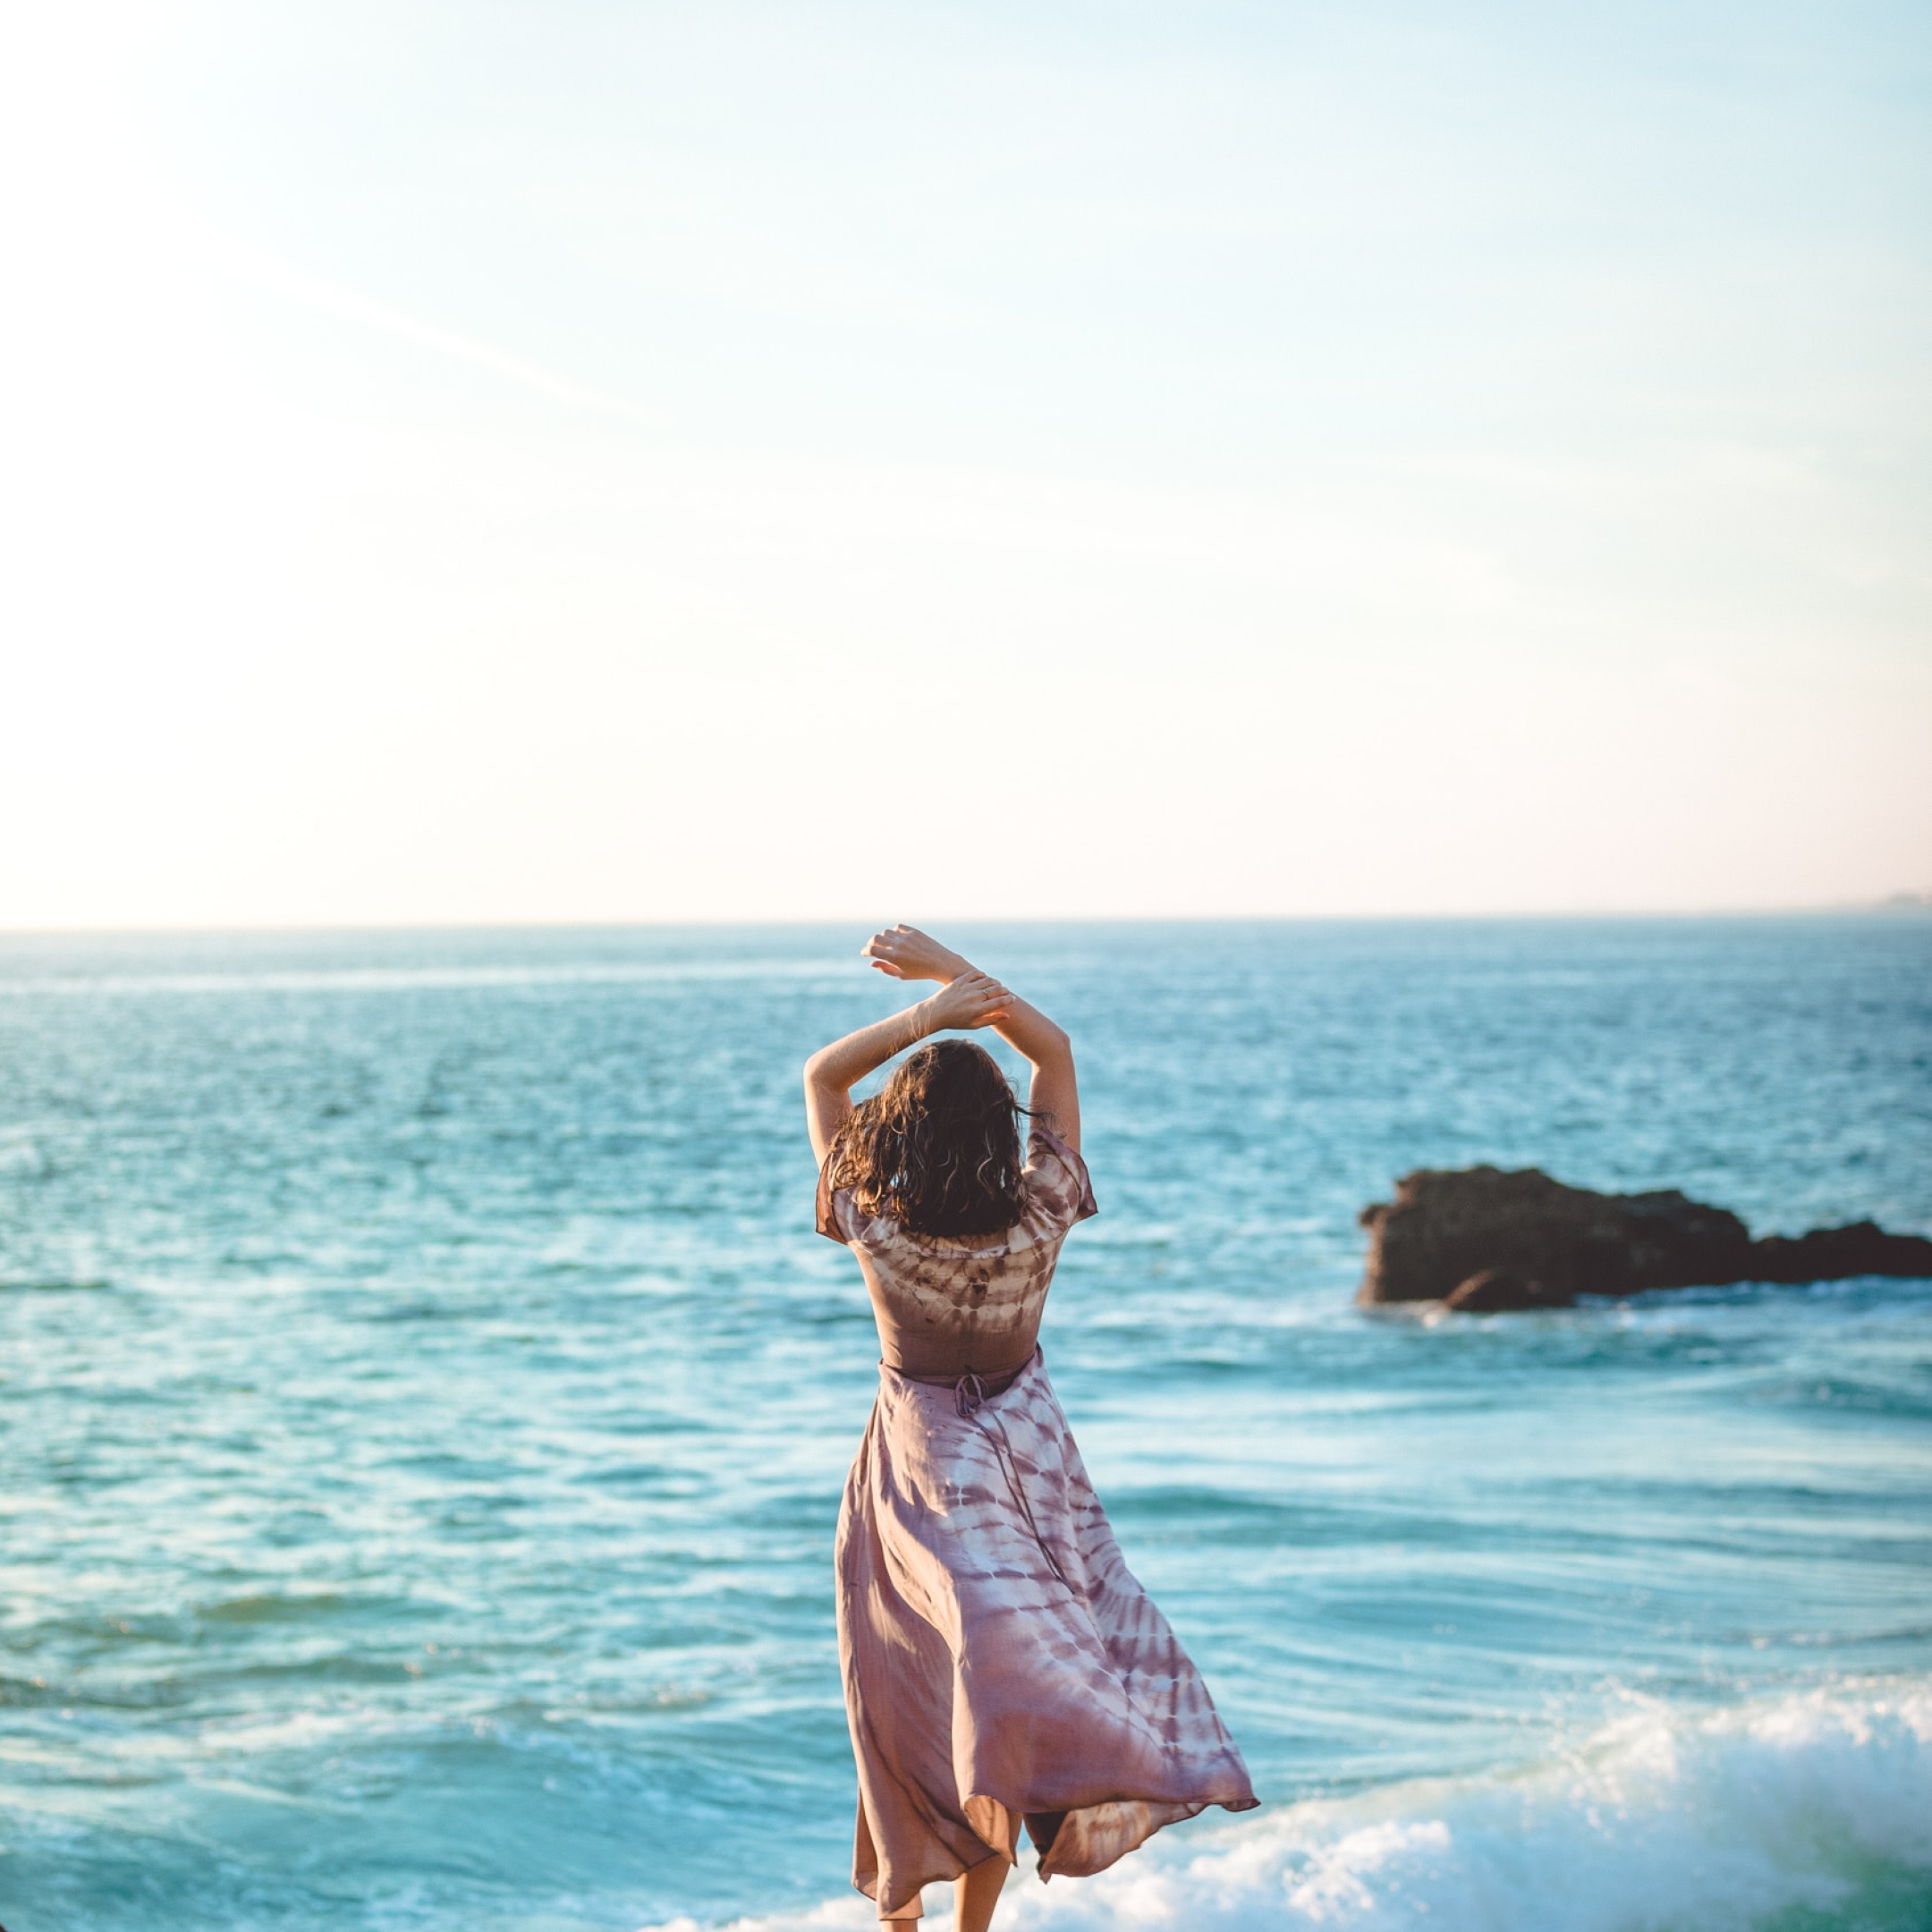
[802,969,1013,1165]
[859,925,1081,1152]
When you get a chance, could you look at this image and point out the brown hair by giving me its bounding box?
[828,1038,1028,1237]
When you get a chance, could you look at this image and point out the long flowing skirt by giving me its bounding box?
[835,1350,1257,1919]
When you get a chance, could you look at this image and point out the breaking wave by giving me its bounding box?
[647,1678,1932,1932]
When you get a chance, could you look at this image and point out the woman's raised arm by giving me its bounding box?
[860,926,1080,1153]
[802,968,1013,1164]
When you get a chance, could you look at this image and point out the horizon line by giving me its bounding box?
[3,899,1928,940]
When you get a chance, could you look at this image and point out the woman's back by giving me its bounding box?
[818,1125,1097,1380]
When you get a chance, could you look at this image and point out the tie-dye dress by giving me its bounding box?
[818,1126,1257,1919]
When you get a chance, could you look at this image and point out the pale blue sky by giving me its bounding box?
[3,0,1928,923]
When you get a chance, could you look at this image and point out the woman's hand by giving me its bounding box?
[862,924,971,984]
[920,970,1012,1032]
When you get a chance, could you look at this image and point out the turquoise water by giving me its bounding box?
[3,919,1929,1930]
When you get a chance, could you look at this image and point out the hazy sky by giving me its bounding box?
[4,0,1928,925]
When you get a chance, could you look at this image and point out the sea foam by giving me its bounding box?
[650,1679,1932,1932]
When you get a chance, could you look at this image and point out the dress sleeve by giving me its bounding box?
[816,1155,857,1244]
[1024,1125,1098,1231]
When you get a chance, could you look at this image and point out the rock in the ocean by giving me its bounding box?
[1442,1267,1570,1313]
[1749,1221,1932,1283]
[1357,1167,1932,1309]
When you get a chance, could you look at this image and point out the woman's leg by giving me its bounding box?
[878,1844,1012,1927]
[954,1855,1009,1932]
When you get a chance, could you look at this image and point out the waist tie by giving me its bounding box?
[899,1360,1028,1418]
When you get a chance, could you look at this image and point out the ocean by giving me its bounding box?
[2,917,1928,1931]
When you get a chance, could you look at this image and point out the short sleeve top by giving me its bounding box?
[817,1125,1098,1379]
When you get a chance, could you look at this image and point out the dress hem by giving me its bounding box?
[855,1787,1260,1919]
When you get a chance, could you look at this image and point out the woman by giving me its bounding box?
[805,925,1256,1928]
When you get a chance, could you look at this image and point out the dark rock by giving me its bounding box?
[1355,1166,1741,1305]
[1357,1167,1932,1309]
[1613,1191,1757,1289]
[1750,1221,1932,1284]
[1442,1267,1568,1312]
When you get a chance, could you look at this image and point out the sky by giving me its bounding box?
[2,0,1928,927]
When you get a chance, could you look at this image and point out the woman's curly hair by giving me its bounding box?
[828,1038,1028,1237]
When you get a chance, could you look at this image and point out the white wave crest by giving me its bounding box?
[647,1678,1932,1932]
